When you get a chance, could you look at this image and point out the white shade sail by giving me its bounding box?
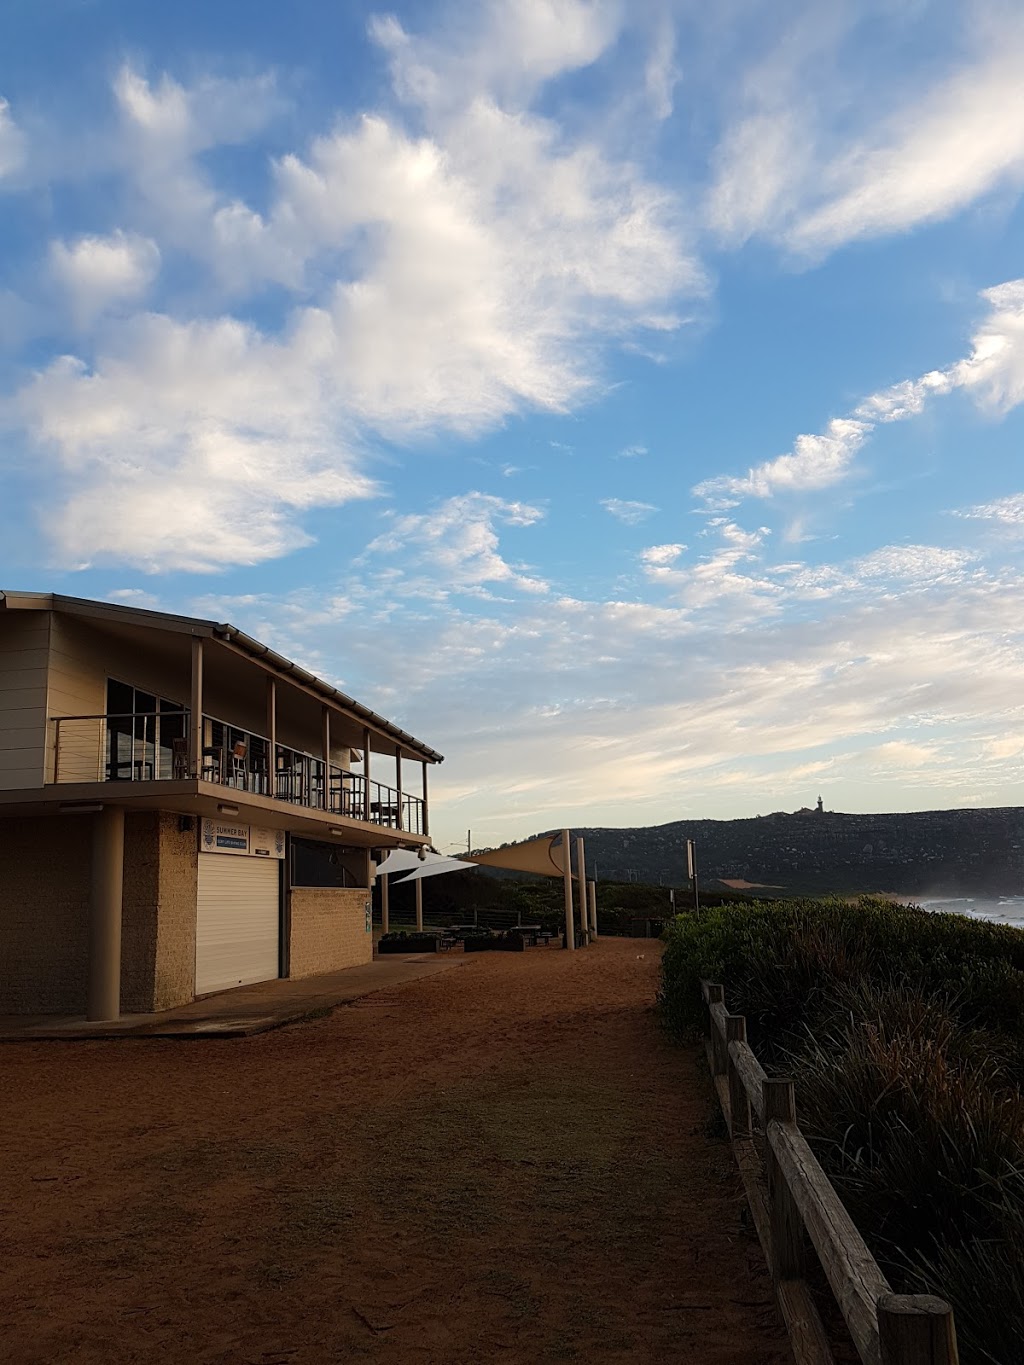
[391,856,476,884]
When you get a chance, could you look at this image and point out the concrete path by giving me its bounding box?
[0,954,464,1040]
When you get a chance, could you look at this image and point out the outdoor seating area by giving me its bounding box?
[52,707,424,834]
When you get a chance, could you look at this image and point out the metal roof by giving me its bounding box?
[0,590,444,763]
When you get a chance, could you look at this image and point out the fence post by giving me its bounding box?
[703,983,723,1039]
[763,1078,805,1282]
[707,986,728,1077]
[878,1294,959,1365]
[726,1015,751,1138]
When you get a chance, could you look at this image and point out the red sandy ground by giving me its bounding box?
[1,940,791,1365]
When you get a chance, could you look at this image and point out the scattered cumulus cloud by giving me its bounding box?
[12,36,701,570]
[50,231,161,325]
[954,492,1024,527]
[0,97,25,178]
[601,497,658,524]
[695,278,1024,508]
[365,491,549,597]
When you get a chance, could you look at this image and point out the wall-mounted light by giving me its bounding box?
[217,803,239,816]
[58,802,104,814]
[329,827,345,836]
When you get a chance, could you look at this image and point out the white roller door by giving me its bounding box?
[196,854,280,995]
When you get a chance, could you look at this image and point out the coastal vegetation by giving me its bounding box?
[660,897,1024,1364]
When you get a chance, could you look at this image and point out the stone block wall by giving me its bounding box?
[0,813,91,1014]
[289,887,372,978]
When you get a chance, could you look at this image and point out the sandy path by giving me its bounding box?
[0,940,789,1364]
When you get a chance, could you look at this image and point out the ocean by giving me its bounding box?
[916,896,1024,929]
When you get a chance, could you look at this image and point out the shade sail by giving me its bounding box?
[466,833,576,879]
[375,848,435,877]
[391,856,476,885]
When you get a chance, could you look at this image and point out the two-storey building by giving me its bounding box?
[0,591,442,1020]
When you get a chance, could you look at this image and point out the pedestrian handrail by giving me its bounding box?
[701,980,959,1365]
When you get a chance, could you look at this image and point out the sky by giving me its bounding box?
[2,0,1024,851]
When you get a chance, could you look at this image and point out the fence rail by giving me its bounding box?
[701,980,959,1365]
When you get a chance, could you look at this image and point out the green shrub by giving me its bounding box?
[660,897,1024,1364]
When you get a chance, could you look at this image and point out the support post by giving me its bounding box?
[562,828,575,951]
[266,678,277,797]
[395,744,403,831]
[321,707,331,810]
[763,1078,804,1282]
[588,880,598,937]
[363,727,371,822]
[87,806,124,1022]
[380,871,389,936]
[190,637,203,777]
[421,760,429,838]
[877,1294,959,1365]
[726,1015,751,1138]
[415,878,423,931]
[576,835,587,945]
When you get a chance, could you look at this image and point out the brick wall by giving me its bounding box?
[289,887,372,978]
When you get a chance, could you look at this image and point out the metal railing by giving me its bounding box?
[51,711,425,833]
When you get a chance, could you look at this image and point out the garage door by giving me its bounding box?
[196,854,280,995]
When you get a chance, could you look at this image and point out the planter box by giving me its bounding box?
[378,938,440,954]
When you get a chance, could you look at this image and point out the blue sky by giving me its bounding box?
[3,0,1024,849]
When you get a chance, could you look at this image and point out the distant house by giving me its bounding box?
[0,591,442,1019]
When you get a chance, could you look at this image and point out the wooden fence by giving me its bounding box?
[701,980,959,1365]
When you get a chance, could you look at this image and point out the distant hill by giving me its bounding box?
[526,807,1024,896]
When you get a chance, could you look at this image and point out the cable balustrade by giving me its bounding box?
[51,711,425,833]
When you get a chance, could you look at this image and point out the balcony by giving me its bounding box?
[51,711,424,835]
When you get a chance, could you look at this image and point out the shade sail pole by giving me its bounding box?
[576,836,587,946]
[562,829,575,951]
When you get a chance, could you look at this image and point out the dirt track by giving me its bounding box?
[1,940,790,1364]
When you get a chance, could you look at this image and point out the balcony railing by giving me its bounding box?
[51,712,424,835]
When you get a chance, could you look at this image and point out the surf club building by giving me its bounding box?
[0,591,442,1019]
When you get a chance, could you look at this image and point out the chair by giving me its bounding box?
[201,745,223,782]
[229,740,248,788]
[171,737,190,779]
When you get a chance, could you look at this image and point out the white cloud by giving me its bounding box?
[17,313,376,572]
[706,11,1024,256]
[0,97,25,178]
[954,492,1024,527]
[616,443,648,458]
[791,36,1024,254]
[641,543,684,567]
[13,37,701,570]
[601,497,658,524]
[696,278,1024,508]
[365,492,549,597]
[50,231,160,325]
[694,419,870,507]
[370,0,624,114]
[194,558,1024,845]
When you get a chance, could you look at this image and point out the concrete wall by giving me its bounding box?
[0,612,49,790]
[288,887,372,978]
